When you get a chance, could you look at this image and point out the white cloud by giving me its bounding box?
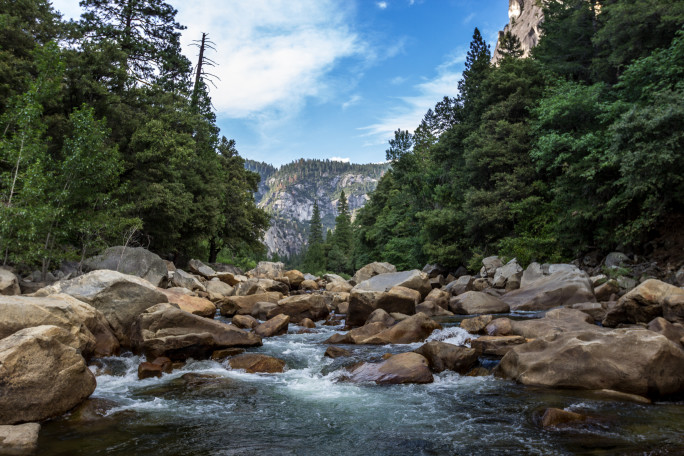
[462,13,476,24]
[330,157,350,163]
[342,94,362,110]
[377,2,388,9]
[50,0,81,20]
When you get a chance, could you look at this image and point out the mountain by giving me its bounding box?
[492,0,544,64]
[245,159,390,258]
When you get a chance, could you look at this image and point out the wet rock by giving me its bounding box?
[170,269,206,292]
[0,294,119,358]
[496,327,684,398]
[647,317,684,344]
[229,353,285,373]
[323,314,345,326]
[0,326,96,424]
[255,314,290,338]
[347,286,421,327]
[284,270,305,289]
[502,270,595,312]
[0,269,20,296]
[346,352,433,384]
[354,270,431,298]
[471,335,526,357]
[83,246,167,287]
[423,288,450,309]
[160,289,216,318]
[326,281,353,293]
[138,361,163,380]
[248,261,284,280]
[352,262,397,285]
[490,308,594,340]
[269,294,329,323]
[415,301,454,317]
[231,314,258,330]
[205,280,234,300]
[337,301,349,315]
[365,308,396,326]
[466,367,491,377]
[445,275,475,296]
[485,318,513,336]
[592,389,651,404]
[460,315,494,334]
[187,259,216,279]
[210,347,245,360]
[234,278,288,296]
[324,346,351,359]
[34,270,168,347]
[541,408,586,428]
[131,303,262,360]
[355,313,441,345]
[414,341,478,373]
[152,356,173,373]
[602,279,684,327]
[218,292,282,317]
[449,291,509,315]
[347,322,390,344]
[300,318,316,328]
[0,423,40,455]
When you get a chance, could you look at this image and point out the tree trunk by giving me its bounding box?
[208,236,219,263]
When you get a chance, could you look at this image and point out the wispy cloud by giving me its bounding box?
[330,157,350,163]
[377,2,388,9]
[390,76,407,85]
[462,12,476,24]
[342,94,362,110]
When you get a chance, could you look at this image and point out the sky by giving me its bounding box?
[50,0,509,167]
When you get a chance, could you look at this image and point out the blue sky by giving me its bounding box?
[51,0,509,166]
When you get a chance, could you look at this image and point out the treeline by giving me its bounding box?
[0,0,269,276]
[350,0,684,271]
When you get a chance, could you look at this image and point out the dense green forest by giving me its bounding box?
[342,0,684,273]
[0,0,269,276]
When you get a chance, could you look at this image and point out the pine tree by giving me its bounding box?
[496,31,524,60]
[308,201,324,246]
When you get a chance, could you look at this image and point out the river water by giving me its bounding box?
[37,317,684,455]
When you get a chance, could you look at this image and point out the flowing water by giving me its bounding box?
[38,318,684,455]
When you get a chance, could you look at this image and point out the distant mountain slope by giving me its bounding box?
[245,158,390,258]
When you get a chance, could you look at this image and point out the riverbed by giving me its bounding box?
[37,318,684,455]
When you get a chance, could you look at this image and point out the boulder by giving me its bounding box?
[0,269,20,296]
[218,292,282,317]
[255,314,290,338]
[605,252,630,269]
[520,262,544,287]
[460,315,493,334]
[231,314,258,330]
[351,262,397,284]
[541,408,586,428]
[0,326,96,424]
[423,288,450,309]
[422,264,448,279]
[171,269,206,292]
[346,352,433,384]
[300,279,319,291]
[268,294,329,323]
[324,346,351,358]
[365,308,396,326]
[326,281,353,293]
[228,353,285,373]
[347,286,421,327]
[566,302,607,322]
[647,317,684,345]
[83,246,167,287]
[602,279,684,327]
[414,341,478,373]
[594,279,619,302]
[160,289,215,318]
[346,290,386,327]
[449,291,509,315]
[323,273,346,283]
[210,347,245,360]
[187,259,216,278]
[481,256,503,278]
[251,302,279,320]
[492,259,523,290]
[356,313,441,345]
[354,270,431,298]
[0,423,41,455]
[496,327,684,398]
[137,362,163,380]
[488,308,594,340]
[130,303,262,360]
[472,278,490,292]
[484,318,513,336]
[247,261,284,280]
[0,294,119,358]
[214,272,246,287]
[284,270,305,288]
[34,270,168,347]
[445,275,474,296]
[415,301,454,317]
[234,278,288,296]
[501,270,595,312]
[472,335,526,357]
[204,280,234,300]
[300,318,316,328]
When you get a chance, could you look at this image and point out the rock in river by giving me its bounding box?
[346,352,433,384]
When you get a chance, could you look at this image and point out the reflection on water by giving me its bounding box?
[38,321,684,456]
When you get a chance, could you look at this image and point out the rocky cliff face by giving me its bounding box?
[245,159,390,258]
[492,0,544,64]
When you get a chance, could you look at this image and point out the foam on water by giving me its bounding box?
[426,325,475,346]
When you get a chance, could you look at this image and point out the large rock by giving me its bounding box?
[481,256,503,278]
[326,280,353,293]
[218,292,282,317]
[445,275,474,296]
[0,294,119,358]
[449,291,509,315]
[491,308,594,340]
[365,308,396,326]
[248,261,284,280]
[130,303,262,360]
[267,294,329,323]
[234,278,288,296]
[496,327,684,398]
[501,270,595,312]
[170,269,206,292]
[160,289,216,318]
[423,288,450,309]
[34,270,168,347]
[187,259,216,279]
[351,262,397,284]
[255,314,290,338]
[231,314,258,330]
[347,286,421,327]
[204,279,234,300]
[415,301,454,317]
[471,335,526,357]
[0,269,20,296]
[492,259,523,290]
[0,326,96,424]
[414,341,478,373]
[460,315,493,334]
[229,353,285,373]
[354,270,431,298]
[83,246,167,287]
[284,270,305,288]
[355,313,441,345]
[346,352,433,384]
[0,423,41,455]
[647,317,684,345]
[602,279,684,327]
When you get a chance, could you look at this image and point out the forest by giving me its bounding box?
[303,0,684,274]
[0,0,270,276]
